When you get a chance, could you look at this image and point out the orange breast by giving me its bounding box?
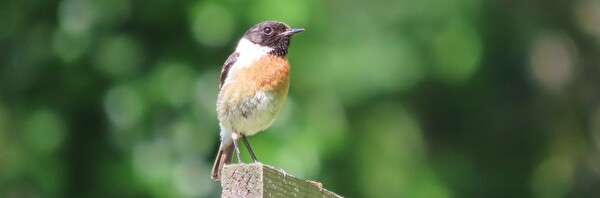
[216,55,291,133]
[230,55,290,97]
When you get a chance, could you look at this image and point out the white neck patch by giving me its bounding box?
[233,38,273,68]
[221,39,276,87]
[236,38,272,56]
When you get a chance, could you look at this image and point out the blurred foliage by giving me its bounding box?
[1,0,600,197]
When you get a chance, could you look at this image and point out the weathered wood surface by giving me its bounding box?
[220,163,343,198]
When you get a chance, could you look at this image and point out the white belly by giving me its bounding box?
[219,90,286,136]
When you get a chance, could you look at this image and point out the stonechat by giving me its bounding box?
[211,21,304,180]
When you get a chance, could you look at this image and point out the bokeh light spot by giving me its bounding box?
[24,109,66,153]
[432,19,482,85]
[171,120,212,154]
[104,84,145,130]
[249,0,309,26]
[276,140,320,178]
[91,0,132,27]
[58,0,95,34]
[357,103,429,197]
[576,0,600,38]
[133,140,173,183]
[192,69,219,120]
[189,2,236,47]
[529,31,576,92]
[531,156,574,198]
[52,28,91,63]
[318,38,423,103]
[153,62,197,107]
[300,94,348,155]
[94,35,144,79]
[173,159,215,196]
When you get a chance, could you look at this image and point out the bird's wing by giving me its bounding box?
[219,52,240,89]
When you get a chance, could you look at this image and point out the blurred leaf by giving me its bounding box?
[432,19,482,84]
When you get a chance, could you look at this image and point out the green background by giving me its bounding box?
[1,0,600,197]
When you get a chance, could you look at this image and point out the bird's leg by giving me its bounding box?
[241,135,259,163]
[231,132,243,163]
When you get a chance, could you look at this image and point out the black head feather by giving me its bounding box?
[243,21,304,56]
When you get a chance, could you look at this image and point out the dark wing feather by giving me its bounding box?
[219,52,239,89]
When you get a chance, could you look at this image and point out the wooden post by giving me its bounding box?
[220,163,343,198]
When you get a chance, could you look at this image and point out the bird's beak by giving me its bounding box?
[279,28,305,36]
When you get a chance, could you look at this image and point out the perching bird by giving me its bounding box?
[211,21,304,180]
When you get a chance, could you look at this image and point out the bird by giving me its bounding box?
[211,21,304,180]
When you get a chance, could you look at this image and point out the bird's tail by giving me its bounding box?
[211,127,233,180]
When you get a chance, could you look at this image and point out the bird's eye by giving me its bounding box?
[263,27,272,35]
